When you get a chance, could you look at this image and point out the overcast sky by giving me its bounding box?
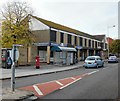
[0,0,119,39]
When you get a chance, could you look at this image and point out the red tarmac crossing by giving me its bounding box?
[19,70,99,98]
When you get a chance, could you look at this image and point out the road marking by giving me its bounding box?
[71,77,76,80]
[87,70,99,75]
[55,80,64,86]
[33,85,43,95]
[60,77,82,89]
[36,76,76,85]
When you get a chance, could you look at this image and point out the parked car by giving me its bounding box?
[83,56,104,68]
[108,56,118,63]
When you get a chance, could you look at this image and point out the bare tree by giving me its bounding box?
[1,2,33,25]
[1,2,34,48]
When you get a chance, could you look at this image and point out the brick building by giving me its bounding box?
[13,15,108,65]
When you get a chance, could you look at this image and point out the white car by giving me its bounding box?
[108,56,118,63]
[83,56,104,68]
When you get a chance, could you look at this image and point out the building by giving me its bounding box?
[1,15,108,66]
[94,35,108,59]
[107,37,114,45]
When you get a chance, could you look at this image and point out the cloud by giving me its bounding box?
[0,0,118,38]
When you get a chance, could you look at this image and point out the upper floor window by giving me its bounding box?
[60,32,64,43]
[95,41,97,48]
[89,40,91,47]
[85,39,87,47]
[68,34,72,44]
[92,40,94,48]
[105,43,107,49]
[74,36,77,45]
[98,42,100,46]
[50,30,56,42]
[79,37,83,46]
[101,43,104,49]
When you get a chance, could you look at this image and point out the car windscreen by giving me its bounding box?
[86,57,95,60]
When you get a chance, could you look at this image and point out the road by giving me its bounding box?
[42,63,118,99]
[2,63,118,99]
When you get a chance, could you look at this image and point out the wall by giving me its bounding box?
[32,30,50,43]
[18,45,38,65]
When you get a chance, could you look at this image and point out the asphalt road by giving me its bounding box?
[2,63,119,100]
[41,63,118,99]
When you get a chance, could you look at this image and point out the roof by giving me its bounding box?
[30,15,100,41]
[93,35,105,41]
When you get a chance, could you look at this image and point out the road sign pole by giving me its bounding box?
[11,44,22,92]
[11,44,16,91]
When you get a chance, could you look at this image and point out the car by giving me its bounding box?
[108,56,118,63]
[83,56,104,68]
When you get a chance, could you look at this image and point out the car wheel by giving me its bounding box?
[85,67,87,69]
[96,65,98,68]
[102,64,104,67]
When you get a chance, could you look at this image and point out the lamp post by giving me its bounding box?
[107,25,115,58]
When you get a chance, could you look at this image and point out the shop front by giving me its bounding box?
[89,48,94,56]
[51,46,77,66]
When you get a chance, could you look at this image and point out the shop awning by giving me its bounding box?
[76,46,88,50]
[76,46,83,49]
[51,46,77,52]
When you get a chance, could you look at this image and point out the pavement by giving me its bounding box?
[0,62,84,80]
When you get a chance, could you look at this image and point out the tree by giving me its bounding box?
[1,2,35,48]
[110,39,120,57]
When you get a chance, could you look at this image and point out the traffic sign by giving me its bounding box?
[11,47,19,62]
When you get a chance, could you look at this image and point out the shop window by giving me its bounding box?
[50,51,53,57]
[39,50,47,62]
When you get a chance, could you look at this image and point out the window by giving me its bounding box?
[74,36,77,45]
[98,42,100,46]
[92,41,94,48]
[86,57,95,60]
[39,50,47,62]
[79,37,83,46]
[96,58,101,60]
[95,41,97,48]
[50,51,53,57]
[60,32,64,43]
[68,34,72,44]
[85,39,87,47]
[101,43,104,49]
[105,43,107,49]
[50,30,56,42]
[89,40,91,47]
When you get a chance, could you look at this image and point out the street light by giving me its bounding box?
[107,25,115,58]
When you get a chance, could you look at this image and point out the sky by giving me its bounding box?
[0,0,119,39]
